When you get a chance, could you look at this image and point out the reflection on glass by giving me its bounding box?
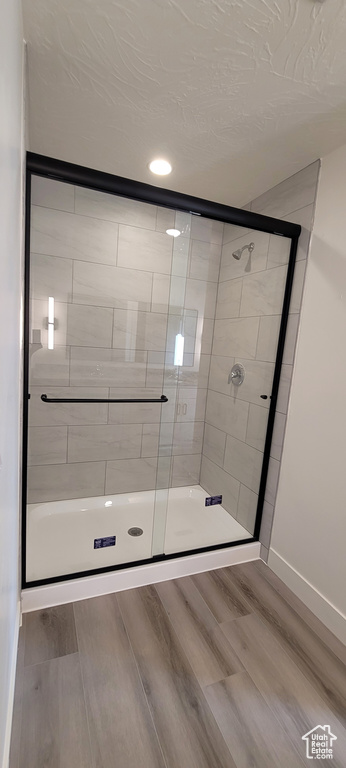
[174,333,184,366]
[47,296,54,349]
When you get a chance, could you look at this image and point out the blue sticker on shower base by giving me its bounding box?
[94,536,116,549]
[205,495,222,506]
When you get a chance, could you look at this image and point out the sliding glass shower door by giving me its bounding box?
[24,167,297,585]
[27,176,179,580]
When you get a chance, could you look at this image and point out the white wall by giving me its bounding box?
[0,1,24,766]
[269,144,346,644]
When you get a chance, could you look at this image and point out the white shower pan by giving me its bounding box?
[26,485,251,582]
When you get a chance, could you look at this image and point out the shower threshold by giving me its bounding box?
[26,485,251,584]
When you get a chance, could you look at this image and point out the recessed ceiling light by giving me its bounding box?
[166,228,181,237]
[149,158,172,175]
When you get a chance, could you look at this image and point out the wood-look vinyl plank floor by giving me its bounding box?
[117,584,238,768]
[10,560,346,768]
[24,604,78,666]
[155,576,243,687]
[205,671,306,768]
[253,559,346,665]
[220,612,346,767]
[225,563,346,726]
[191,568,253,622]
[73,593,166,768]
[19,653,93,768]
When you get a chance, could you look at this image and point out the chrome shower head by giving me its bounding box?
[232,242,255,260]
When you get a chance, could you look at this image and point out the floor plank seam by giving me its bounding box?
[149,580,247,768]
[159,587,215,695]
[11,565,346,768]
[72,602,98,768]
[216,619,320,765]
[191,570,253,626]
[22,649,79,669]
[118,583,238,768]
[204,669,307,768]
[252,560,346,665]
[115,590,170,768]
[155,579,244,690]
[251,599,346,726]
[226,565,346,729]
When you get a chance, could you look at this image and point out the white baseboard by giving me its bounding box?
[22,542,260,612]
[268,549,346,645]
[2,601,20,768]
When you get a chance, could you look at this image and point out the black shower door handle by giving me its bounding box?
[40,394,168,404]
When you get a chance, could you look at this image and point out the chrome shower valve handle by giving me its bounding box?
[228,363,245,386]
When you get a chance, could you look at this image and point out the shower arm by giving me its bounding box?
[40,394,168,404]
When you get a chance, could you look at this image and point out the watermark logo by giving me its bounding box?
[302,725,337,759]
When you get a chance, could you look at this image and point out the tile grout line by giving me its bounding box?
[103,455,107,496]
[110,307,115,351]
[71,257,75,305]
[204,224,222,405]
[202,453,261,507]
[263,229,271,272]
[115,218,120,267]
[219,260,291,285]
[149,268,154,313]
[31,248,171,279]
[68,344,72,387]
[253,313,262,366]
[35,196,240,248]
[234,469,242,522]
[204,409,265,456]
[238,272,245,319]
[34,200,163,234]
[66,425,69,464]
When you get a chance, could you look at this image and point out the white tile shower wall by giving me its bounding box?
[28,180,221,502]
[252,162,320,554]
[201,225,285,532]
[200,161,320,539]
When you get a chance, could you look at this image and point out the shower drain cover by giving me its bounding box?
[128,527,144,537]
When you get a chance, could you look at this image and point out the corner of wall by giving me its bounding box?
[1,604,21,768]
[268,549,346,645]
[0,1,25,765]
[268,146,346,644]
[249,162,321,552]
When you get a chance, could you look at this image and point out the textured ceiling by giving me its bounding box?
[23,0,346,206]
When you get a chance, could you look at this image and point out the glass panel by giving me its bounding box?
[151,212,193,555]
[152,222,291,556]
[25,173,293,582]
[27,176,174,580]
[163,227,291,552]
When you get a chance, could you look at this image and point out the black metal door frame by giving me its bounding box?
[22,152,300,588]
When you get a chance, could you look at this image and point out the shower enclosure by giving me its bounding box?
[22,154,300,586]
